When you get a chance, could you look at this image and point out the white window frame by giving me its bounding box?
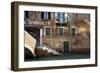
[55,12,68,23]
[43,12,49,20]
[58,27,64,37]
[70,26,77,37]
[41,12,49,20]
[44,26,52,37]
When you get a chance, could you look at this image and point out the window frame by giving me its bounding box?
[41,12,50,20]
[55,12,67,23]
[58,27,64,37]
[44,26,52,37]
[70,26,77,37]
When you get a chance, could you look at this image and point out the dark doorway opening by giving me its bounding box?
[63,41,69,55]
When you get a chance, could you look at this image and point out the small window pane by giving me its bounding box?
[71,28,76,36]
[62,13,65,22]
[44,12,48,20]
[46,28,50,36]
[58,13,62,22]
[59,28,64,36]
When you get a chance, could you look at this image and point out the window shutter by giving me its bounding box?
[48,12,51,20]
[41,12,51,20]
[25,11,28,18]
[41,12,44,19]
[62,13,65,22]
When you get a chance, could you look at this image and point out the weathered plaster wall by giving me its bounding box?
[25,11,90,52]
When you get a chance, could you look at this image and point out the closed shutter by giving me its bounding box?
[25,11,28,18]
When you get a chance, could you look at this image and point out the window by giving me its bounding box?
[44,27,51,36]
[55,12,67,26]
[58,27,64,36]
[71,27,77,36]
[24,11,28,18]
[41,12,51,20]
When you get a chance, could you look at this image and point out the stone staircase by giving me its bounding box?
[37,45,62,56]
[25,30,62,58]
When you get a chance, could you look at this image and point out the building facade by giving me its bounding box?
[24,11,90,54]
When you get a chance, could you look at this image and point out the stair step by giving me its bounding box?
[37,45,62,55]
